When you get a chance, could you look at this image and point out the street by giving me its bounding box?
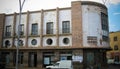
[108,64,120,69]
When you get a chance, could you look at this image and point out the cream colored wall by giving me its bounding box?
[28,12,41,35]
[59,10,71,34]
[82,5,109,47]
[43,11,57,35]
[3,38,13,48]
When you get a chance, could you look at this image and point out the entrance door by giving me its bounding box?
[114,56,119,63]
[86,52,94,69]
[28,52,37,67]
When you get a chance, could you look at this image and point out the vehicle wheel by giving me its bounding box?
[47,68,51,69]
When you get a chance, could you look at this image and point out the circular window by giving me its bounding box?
[31,39,37,45]
[19,40,23,46]
[5,40,10,47]
[47,38,53,45]
[63,38,69,44]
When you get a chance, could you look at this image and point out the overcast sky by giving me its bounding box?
[0,0,120,31]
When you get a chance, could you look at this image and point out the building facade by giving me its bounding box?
[0,1,110,69]
[107,31,120,63]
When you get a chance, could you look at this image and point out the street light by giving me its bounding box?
[16,0,26,69]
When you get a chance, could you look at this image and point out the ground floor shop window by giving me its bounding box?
[2,52,10,64]
[43,52,55,67]
[13,52,24,66]
[60,52,72,60]
[28,52,37,67]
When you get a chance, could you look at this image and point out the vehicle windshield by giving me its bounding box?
[53,63,59,66]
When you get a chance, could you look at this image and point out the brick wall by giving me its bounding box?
[71,1,83,47]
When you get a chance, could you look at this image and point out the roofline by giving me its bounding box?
[110,31,120,33]
[2,7,71,16]
[81,1,107,9]
[1,1,107,15]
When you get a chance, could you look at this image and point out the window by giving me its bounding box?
[87,36,97,45]
[47,38,53,45]
[18,40,23,46]
[5,25,11,37]
[114,36,117,41]
[31,39,37,45]
[60,52,72,60]
[114,45,118,50]
[20,24,24,35]
[102,35,109,41]
[31,23,38,35]
[62,21,70,33]
[46,22,53,34]
[63,38,69,44]
[5,40,10,48]
[43,52,55,67]
[101,12,108,31]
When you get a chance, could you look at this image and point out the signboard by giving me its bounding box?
[72,55,83,63]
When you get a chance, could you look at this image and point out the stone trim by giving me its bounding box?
[12,13,17,47]
[56,7,59,47]
[40,9,44,47]
[25,11,30,47]
[0,14,5,48]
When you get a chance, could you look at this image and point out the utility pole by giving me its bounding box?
[16,0,26,69]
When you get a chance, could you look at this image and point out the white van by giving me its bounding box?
[46,60,73,69]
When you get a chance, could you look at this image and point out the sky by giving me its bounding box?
[0,0,120,32]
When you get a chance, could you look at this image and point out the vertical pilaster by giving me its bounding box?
[23,51,28,67]
[56,7,59,47]
[12,12,17,47]
[9,52,14,67]
[0,14,5,48]
[37,51,43,68]
[55,51,59,62]
[25,11,29,47]
[40,9,44,47]
[71,1,83,47]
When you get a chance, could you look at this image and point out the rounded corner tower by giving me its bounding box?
[71,1,110,69]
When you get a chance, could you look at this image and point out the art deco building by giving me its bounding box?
[0,1,110,69]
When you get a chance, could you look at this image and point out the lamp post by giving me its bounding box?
[16,0,26,69]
